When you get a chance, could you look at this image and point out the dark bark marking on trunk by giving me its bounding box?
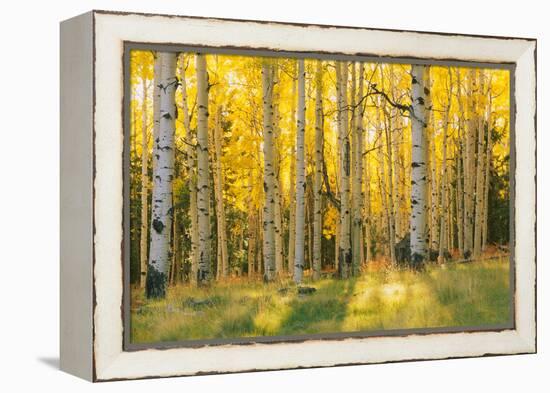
[152,219,165,233]
[146,264,167,298]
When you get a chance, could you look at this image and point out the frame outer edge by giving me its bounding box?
[60,10,95,382]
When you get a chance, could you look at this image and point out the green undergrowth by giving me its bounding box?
[130,257,511,344]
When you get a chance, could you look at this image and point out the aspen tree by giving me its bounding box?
[337,62,352,278]
[312,60,323,281]
[392,67,403,240]
[146,52,177,298]
[463,69,477,258]
[426,70,439,252]
[213,107,229,279]
[377,111,389,258]
[410,64,429,268]
[247,176,257,277]
[178,54,199,283]
[196,53,211,285]
[383,68,397,266]
[170,207,179,284]
[455,69,465,255]
[482,87,493,250]
[142,55,161,288]
[438,70,453,263]
[473,72,486,258]
[294,59,306,284]
[351,63,364,275]
[139,65,149,288]
[364,139,372,264]
[262,60,277,282]
[287,62,297,273]
[272,63,284,274]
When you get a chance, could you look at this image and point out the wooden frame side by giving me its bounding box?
[60,11,95,381]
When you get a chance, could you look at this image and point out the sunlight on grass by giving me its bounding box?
[130,257,511,344]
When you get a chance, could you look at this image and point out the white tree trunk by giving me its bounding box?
[247,178,258,278]
[312,60,323,281]
[286,62,297,275]
[336,62,352,278]
[195,53,211,285]
[383,69,397,266]
[392,74,403,241]
[473,71,486,259]
[213,107,229,279]
[139,71,149,288]
[455,69,465,255]
[438,70,453,263]
[294,59,306,284]
[425,70,438,253]
[351,63,364,275]
[364,144,372,264]
[170,207,179,284]
[178,54,199,284]
[482,90,493,250]
[262,60,277,282]
[271,64,284,275]
[146,52,177,298]
[463,69,477,258]
[410,64,429,268]
[376,108,389,258]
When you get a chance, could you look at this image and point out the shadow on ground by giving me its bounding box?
[37,357,59,370]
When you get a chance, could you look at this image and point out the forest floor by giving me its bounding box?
[130,256,511,344]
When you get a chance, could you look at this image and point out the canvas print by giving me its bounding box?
[127,49,512,345]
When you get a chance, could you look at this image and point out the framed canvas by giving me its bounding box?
[60,10,537,382]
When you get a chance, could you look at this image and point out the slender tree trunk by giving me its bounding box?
[463,69,476,258]
[213,107,229,279]
[377,121,390,259]
[312,60,323,281]
[247,210,257,278]
[426,70,439,253]
[306,190,314,274]
[351,63,364,276]
[364,143,372,264]
[410,65,429,268]
[262,60,277,282]
[473,71,486,259]
[438,70,453,263]
[146,52,177,298]
[393,82,403,240]
[455,69,464,255]
[482,91,493,250]
[294,59,306,284]
[335,216,340,269]
[288,160,296,272]
[271,64,284,275]
[178,54,199,284]
[385,121,396,266]
[257,207,263,276]
[456,150,464,254]
[195,53,211,285]
[152,55,161,171]
[171,208,179,285]
[287,62,297,274]
[336,62,352,278]
[449,161,456,251]
[382,71,397,266]
[139,71,149,288]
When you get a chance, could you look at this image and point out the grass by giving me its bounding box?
[130,257,511,344]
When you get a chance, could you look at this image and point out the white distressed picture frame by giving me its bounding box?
[60,10,536,382]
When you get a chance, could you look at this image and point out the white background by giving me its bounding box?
[0,0,546,391]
